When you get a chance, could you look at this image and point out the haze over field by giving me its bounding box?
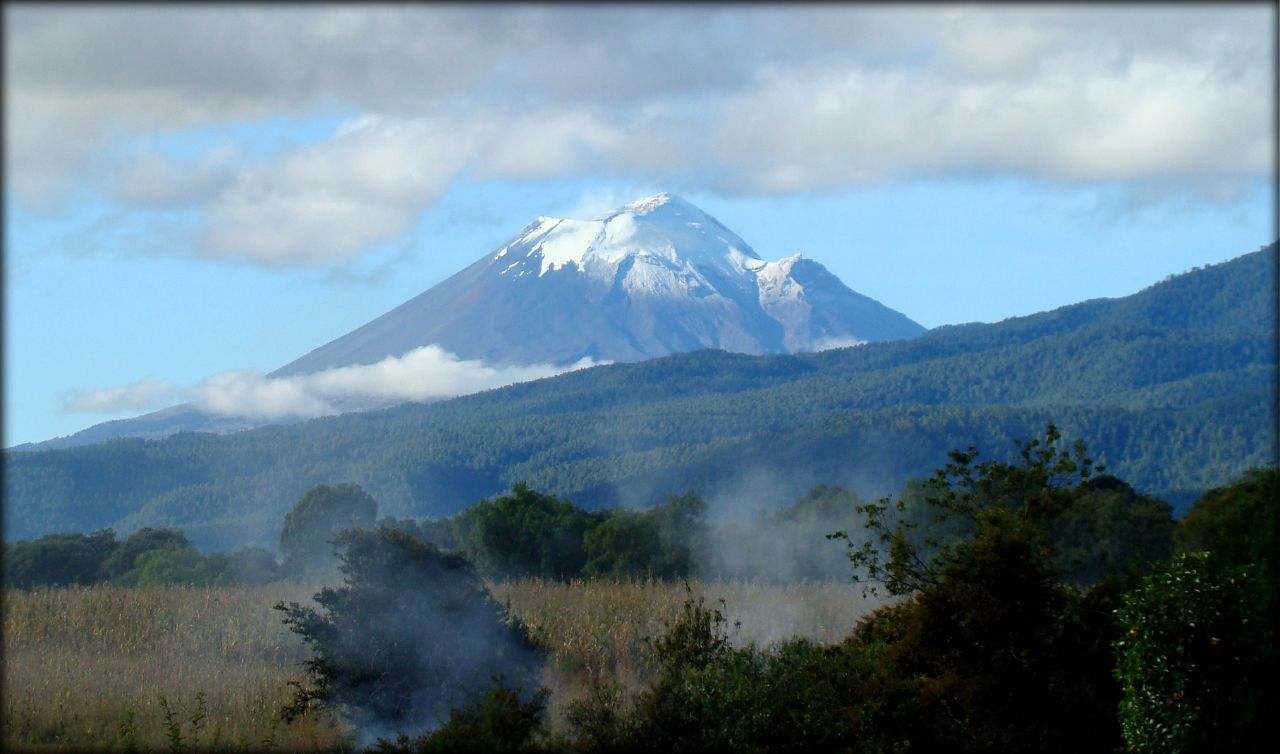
[4,4,1275,447]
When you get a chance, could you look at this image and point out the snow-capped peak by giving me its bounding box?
[614,192,676,216]
[496,192,769,288]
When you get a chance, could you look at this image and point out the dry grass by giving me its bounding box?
[489,578,885,732]
[2,583,349,752]
[4,579,882,750]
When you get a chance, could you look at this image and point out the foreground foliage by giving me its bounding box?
[276,528,545,738]
[1114,551,1268,753]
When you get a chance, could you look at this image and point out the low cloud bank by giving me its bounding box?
[63,377,182,413]
[65,345,605,420]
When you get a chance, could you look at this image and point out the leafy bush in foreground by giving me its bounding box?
[1114,551,1268,753]
[276,527,545,740]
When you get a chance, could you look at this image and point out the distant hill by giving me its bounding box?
[4,246,1274,550]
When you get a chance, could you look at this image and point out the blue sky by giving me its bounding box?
[4,4,1275,446]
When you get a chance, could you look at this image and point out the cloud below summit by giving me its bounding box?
[66,346,605,421]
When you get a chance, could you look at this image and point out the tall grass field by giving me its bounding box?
[3,579,879,751]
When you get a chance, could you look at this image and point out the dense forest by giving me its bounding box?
[4,246,1274,550]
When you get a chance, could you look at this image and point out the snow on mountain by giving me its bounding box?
[274,193,924,376]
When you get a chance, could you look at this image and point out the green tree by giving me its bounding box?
[103,528,198,586]
[3,529,118,588]
[1051,474,1175,584]
[582,492,706,579]
[453,483,595,579]
[1114,552,1268,753]
[275,528,545,739]
[279,483,378,578]
[1175,468,1278,604]
[833,425,1122,752]
[129,547,206,587]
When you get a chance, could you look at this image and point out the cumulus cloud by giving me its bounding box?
[63,378,182,414]
[195,110,624,264]
[197,115,475,264]
[193,345,602,418]
[7,5,1272,259]
[698,52,1270,194]
[61,345,597,421]
[107,143,240,208]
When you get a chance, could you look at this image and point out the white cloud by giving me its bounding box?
[107,143,240,208]
[63,378,182,414]
[6,5,1272,261]
[698,53,1271,193]
[190,345,604,419]
[64,346,605,421]
[192,369,336,420]
[196,115,478,263]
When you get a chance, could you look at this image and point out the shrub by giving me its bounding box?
[374,681,550,754]
[3,529,118,588]
[275,527,545,740]
[1114,551,1268,753]
[280,483,378,578]
[452,483,597,580]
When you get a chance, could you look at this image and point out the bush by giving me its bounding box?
[1114,551,1269,753]
[453,483,596,579]
[280,483,378,578]
[375,681,550,754]
[275,527,545,740]
[566,589,918,754]
[3,529,118,588]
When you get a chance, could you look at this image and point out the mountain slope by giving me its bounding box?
[273,193,923,374]
[5,246,1274,549]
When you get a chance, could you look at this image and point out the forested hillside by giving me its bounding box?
[5,247,1274,550]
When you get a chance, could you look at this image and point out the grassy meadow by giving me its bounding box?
[3,579,879,751]
[2,583,345,751]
